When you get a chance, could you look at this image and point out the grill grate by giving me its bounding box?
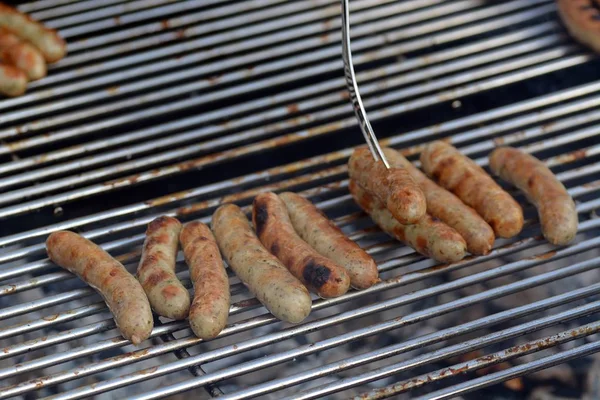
[0,0,599,399]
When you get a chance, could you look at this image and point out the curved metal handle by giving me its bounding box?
[341,0,389,168]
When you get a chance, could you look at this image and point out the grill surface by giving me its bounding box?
[0,0,599,399]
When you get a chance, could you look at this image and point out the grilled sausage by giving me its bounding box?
[557,0,600,54]
[0,63,26,96]
[212,204,312,323]
[348,147,426,224]
[0,42,46,80]
[279,192,379,289]
[0,4,67,63]
[253,192,351,298]
[349,180,467,263]
[420,141,523,238]
[180,221,230,340]
[382,147,495,255]
[489,147,578,245]
[46,231,153,345]
[137,216,190,320]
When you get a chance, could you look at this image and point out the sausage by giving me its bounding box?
[136,216,190,320]
[349,180,467,263]
[348,147,426,224]
[46,231,153,345]
[0,4,67,63]
[180,221,230,340]
[279,192,379,289]
[489,147,578,245]
[212,204,312,323]
[253,192,351,298]
[0,29,46,80]
[1,42,46,80]
[0,63,26,97]
[382,147,495,255]
[557,0,600,54]
[420,141,523,238]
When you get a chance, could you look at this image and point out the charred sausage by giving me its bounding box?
[420,141,523,238]
[46,231,153,345]
[348,147,426,224]
[279,191,379,289]
[180,221,230,339]
[137,216,190,320]
[253,192,351,298]
[212,204,312,323]
[382,147,495,255]
[349,180,467,263]
[0,3,67,63]
[489,147,578,245]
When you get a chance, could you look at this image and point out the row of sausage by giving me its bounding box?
[348,143,578,264]
[46,192,378,344]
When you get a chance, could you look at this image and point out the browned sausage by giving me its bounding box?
[180,221,230,339]
[212,204,312,323]
[0,63,26,96]
[348,147,426,224]
[0,29,46,80]
[136,216,189,320]
[557,0,600,53]
[46,231,153,345]
[0,42,46,80]
[349,180,467,263]
[382,147,495,255]
[253,192,351,298]
[420,141,524,238]
[279,191,379,289]
[0,4,67,63]
[489,147,578,245]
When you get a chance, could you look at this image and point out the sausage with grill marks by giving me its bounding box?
[279,192,379,289]
[348,147,426,224]
[382,147,495,255]
[489,147,578,245]
[253,192,351,298]
[212,204,312,323]
[137,216,190,320]
[46,231,153,345]
[0,29,45,80]
[180,221,230,339]
[349,180,467,263]
[420,141,523,238]
[0,4,66,63]
[0,63,26,96]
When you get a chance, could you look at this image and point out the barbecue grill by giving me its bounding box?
[1,0,599,398]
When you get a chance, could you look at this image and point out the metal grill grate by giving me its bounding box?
[0,0,599,399]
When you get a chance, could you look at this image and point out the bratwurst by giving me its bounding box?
[489,147,578,245]
[253,192,351,298]
[46,231,153,345]
[212,204,312,323]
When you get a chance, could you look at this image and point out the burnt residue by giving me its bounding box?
[253,198,269,237]
[270,242,280,256]
[302,259,331,288]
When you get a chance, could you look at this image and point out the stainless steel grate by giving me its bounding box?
[0,0,599,399]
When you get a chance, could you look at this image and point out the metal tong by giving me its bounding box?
[341,0,390,168]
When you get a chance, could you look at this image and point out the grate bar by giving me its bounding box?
[414,336,600,400]
[223,292,600,400]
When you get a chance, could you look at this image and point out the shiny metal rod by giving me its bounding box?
[341,0,389,167]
